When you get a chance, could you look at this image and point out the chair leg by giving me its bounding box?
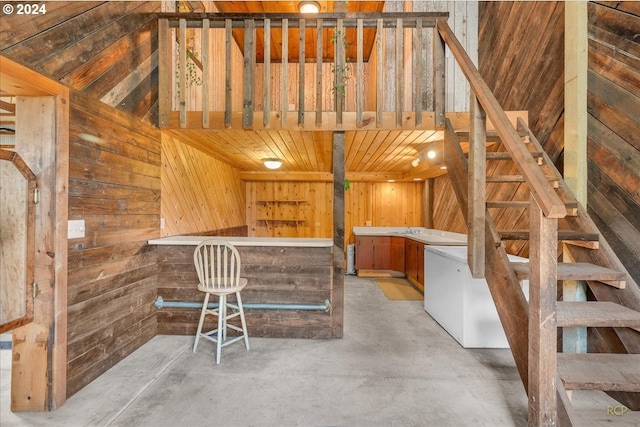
[236,291,250,350]
[216,294,224,365]
[193,293,210,353]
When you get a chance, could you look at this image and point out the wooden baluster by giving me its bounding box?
[335,18,344,125]
[298,18,305,126]
[356,18,363,127]
[433,22,446,128]
[225,19,232,128]
[201,19,210,129]
[376,18,383,127]
[179,18,187,128]
[158,18,170,127]
[263,18,271,127]
[414,18,423,126]
[281,18,288,127]
[315,18,323,126]
[243,19,256,129]
[395,18,404,126]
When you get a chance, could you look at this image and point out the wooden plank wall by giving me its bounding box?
[587,1,640,289]
[160,133,247,237]
[0,1,160,125]
[156,245,334,338]
[344,181,424,244]
[456,1,566,257]
[246,181,334,238]
[66,90,161,397]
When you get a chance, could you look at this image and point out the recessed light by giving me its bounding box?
[427,150,437,159]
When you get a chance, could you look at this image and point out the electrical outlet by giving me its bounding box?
[366,220,372,227]
[68,220,85,239]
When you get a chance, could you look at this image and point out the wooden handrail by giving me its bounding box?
[436,21,566,219]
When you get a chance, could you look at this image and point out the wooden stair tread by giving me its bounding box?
[486,175,558,183]
[511,262,626,287]
[499,229,599,242]
[557,301,640,328]
[485,151,544,160]
[573,409,640,426]
[558,353,640,391]
[487,201,578,214]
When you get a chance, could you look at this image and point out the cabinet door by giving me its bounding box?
[405,239,417,281]
[416,244,425,290]
[372,236,391,270]
[389,237,405,272]
[356,237,375,269]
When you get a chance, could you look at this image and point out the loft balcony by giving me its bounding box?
[158,12,452,131]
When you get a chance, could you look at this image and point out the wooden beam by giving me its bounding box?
[225,19,232,127]
[332,131,345,338]
[528,195,558,426]
[433,26,446,128]
[239,171,333,182]
[298,18,305,126]
[201,19,210,128]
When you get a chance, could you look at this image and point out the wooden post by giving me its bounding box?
[423,178,434,228]
[433,23,446,128]
[243,19,256,129]
[335,18,345,125]
[528,195,558,426]
[158,18,171,127]
[332,132,345,338]
[563,0,588,354]
[468,94,486,278]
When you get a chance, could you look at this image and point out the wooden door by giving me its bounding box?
[0,150,36,333]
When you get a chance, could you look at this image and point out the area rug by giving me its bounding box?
[375,278,423,301]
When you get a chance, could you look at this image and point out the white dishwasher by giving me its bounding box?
[424,245,529,348]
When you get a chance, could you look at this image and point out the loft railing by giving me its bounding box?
[158,12,449,130]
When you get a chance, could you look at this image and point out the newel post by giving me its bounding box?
[528,195,559,426]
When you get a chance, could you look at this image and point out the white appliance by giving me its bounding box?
[424,245,529,348]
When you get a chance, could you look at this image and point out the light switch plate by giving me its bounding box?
[68,219,85,239]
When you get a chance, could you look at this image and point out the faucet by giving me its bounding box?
[406,226,412,234]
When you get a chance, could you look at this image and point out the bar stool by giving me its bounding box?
[192,239,250,364]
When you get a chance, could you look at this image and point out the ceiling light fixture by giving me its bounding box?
[427,150,437,159]
[263,158,283,170]
[299,1,320,13]
[411,158,420,168]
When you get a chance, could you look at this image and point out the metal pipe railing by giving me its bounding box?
[154,296,331,312]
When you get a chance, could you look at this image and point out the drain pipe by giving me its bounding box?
[154,296,331,312]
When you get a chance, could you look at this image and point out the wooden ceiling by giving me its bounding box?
[164,128,448,181]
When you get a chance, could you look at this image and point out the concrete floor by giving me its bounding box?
[1,276,533,426]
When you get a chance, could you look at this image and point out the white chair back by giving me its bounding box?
[194,240,242,291]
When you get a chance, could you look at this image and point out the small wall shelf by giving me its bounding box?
[256,200,308,231]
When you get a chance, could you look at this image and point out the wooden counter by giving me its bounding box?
[149,236,337,339]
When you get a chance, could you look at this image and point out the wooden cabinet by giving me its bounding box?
[355,236,404,271]
[404,239,425,291]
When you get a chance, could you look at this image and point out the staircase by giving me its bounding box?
[442,117,640,425]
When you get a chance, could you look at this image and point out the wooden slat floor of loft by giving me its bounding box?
[557,301,640,328]
[511,262,626,286]
[558,353,640,392]
[573,409,640,427]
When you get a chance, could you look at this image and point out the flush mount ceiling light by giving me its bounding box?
[299,1,320,13]
[427,150,437,159]
[263,158,283,170]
